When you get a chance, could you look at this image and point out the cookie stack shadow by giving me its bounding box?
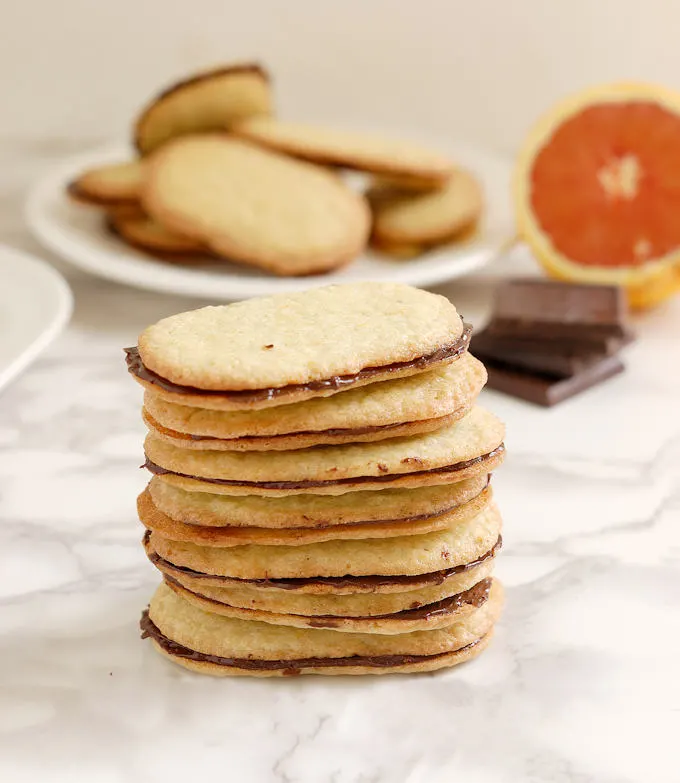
[128,283,507,676]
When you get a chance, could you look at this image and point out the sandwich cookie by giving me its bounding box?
[137,481,493,545]
[162,552,498,618]
[134,63,272,155]
[164,573,495,634]
[141,353,487,450]
[141,579,503,676]
[144,501,501,583]
[146,473,490,529]
[146,534,502,619]
[143,406,505,496]
[126,282,469,411]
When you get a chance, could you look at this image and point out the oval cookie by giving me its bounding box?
[145,502,501,580]
[137,483,493,546]
[142,579,502,676]
[233,118,455,185]
[68,160,143,207]
[143,406,505,496]
[127,282,467,409]
[368,168,484,246]
[141,353,487,450]
[164,556,496,615]
[107,211,209,258]
[165,574,494,634]
[141,135,370,276]
[146,473,490,529]
[134,63,272,155]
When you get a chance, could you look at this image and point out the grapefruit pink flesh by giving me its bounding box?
[529,101,680,269]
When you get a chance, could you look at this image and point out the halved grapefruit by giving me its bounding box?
[515,82,680,309]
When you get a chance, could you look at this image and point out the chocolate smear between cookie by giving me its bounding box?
[166,576,492,627]
[144,532,502,590]
[140,610,485,672]
[124,323,472,403]
[142,445,504,490]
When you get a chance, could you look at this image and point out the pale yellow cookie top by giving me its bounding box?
[233,118,455,182]
[144,406,504,482]
[138,282,463,390]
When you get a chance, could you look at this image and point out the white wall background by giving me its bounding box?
[2,0,679,155]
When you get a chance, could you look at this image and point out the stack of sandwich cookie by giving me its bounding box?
[126,283,507,676]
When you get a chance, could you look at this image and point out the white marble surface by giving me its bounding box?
[1,143,679,782]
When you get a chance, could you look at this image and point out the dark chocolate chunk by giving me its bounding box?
[474,328,630,358]
[485,279,630,341]
[483,355,624,406]
[471,329,602,378]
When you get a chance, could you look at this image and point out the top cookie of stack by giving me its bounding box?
[130,282,507,677]
[68,62,483,275]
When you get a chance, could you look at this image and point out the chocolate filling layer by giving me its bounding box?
[140,610,484,672]
[168,576,491,628]
[148,415,452,443]
[145,533,502,590]
[144,445,504,490]
[310,578,491,623]
[125,323,472,403]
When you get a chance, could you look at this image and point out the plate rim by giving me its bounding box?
[0,244,73,391]
[26,141,513,301]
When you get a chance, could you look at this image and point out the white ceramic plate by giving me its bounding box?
[0,244,73,392]
[26,141,513,301]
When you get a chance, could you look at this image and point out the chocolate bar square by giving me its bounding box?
[483,355,625,406]
[471,330,601,379]
[485,279,630,341]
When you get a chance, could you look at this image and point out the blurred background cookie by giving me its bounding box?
[367,169,483,257]
[134,63,273,154]
[106,210,210,261]
[56,59,496,281]
[141,135,371,275]
[67,160,143,206]
[233,118,455,184]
